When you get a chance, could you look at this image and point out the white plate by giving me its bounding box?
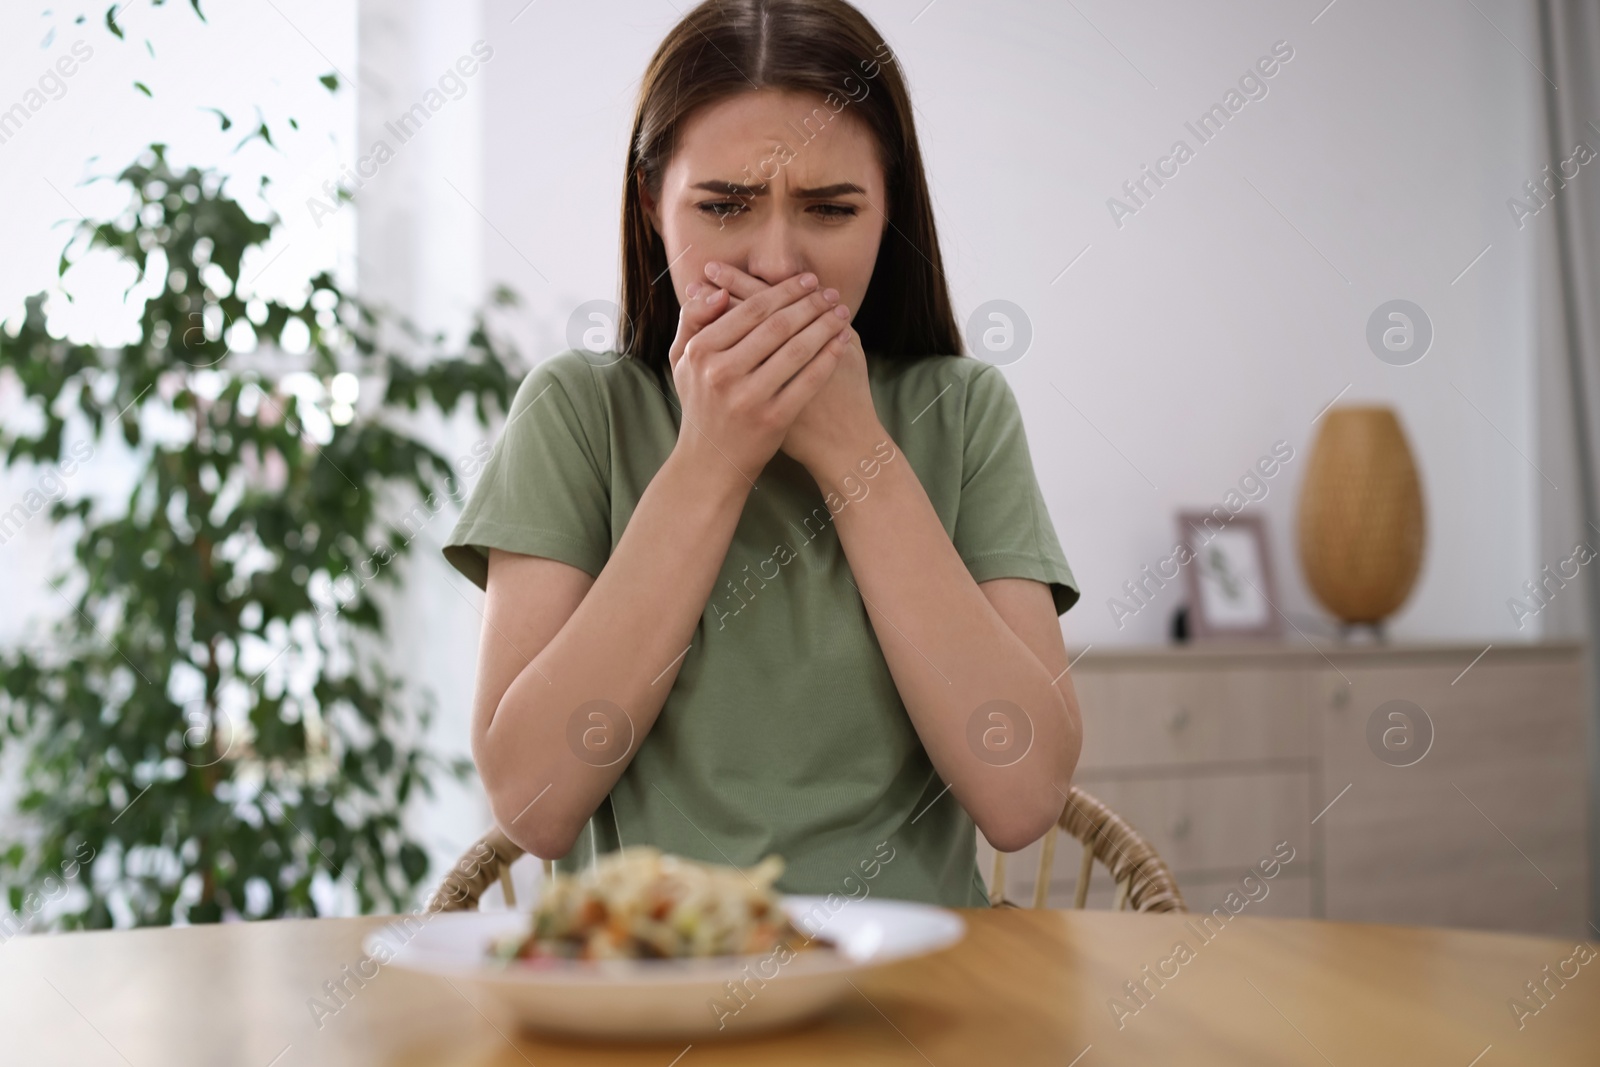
[369,895,965,1041]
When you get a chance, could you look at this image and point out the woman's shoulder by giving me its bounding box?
[868,352,1008,412]
[515,348,627,389]
[870,350,999,379]
[512,350,668,409]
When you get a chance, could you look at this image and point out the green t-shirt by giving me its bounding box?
[442,348,1078,908]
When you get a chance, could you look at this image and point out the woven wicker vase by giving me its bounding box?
[1297,406,1426,626]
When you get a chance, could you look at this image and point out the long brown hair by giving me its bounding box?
[617,0,963,387]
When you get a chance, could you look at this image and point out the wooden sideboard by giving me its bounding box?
[977,641,1590,938]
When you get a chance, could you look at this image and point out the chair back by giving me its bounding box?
[427,786,1186,914]
[426,825,529,913]
[990,785,1186,912]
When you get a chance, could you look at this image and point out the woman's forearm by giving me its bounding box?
[480,442,752,858]
[817,434,1080,852]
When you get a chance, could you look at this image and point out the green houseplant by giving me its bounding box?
[0,144,521,927]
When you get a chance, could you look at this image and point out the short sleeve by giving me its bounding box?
[953,364,1080,615]
[442,354,612,591]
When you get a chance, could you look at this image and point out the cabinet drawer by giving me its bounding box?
[1177,869,1312,918]
[1314,660,1587,937]
[1071,666,1309,769]
[1077,771,1310,877]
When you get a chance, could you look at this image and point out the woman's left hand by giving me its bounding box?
[700,261,886,477]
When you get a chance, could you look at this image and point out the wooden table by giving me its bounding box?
[2,908,1595,1065]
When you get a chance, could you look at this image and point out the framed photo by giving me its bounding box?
[1176,511,1283,641]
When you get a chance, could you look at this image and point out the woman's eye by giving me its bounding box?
[696,201,857,220]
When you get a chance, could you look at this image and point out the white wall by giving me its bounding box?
[352,0,493,872]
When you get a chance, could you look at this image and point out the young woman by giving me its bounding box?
[443,0,1082,908]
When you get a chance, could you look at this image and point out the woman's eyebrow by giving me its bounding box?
[690,180,865,199]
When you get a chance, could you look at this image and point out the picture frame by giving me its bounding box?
[1176,510,1283,641]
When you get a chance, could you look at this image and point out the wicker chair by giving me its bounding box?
[989,785,1186,912]
[426,824,539,913]
[425,785,1184,914]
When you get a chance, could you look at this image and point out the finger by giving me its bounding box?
[690,271,825,360]
[772,328,852,416]
[668,285,728,368]
[700,273,748,315]
[753,303,852,397]
[703,261,772,304]
[724,287,845,378]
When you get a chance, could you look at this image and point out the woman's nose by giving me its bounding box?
[743,216,806,286]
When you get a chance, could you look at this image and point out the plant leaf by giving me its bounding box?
[0,140,524,931]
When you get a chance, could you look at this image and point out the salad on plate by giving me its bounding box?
[489,846,832,963]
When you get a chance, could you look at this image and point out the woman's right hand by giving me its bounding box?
[667,271,854,486]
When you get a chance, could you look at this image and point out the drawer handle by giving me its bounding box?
[1171,816,1192,840]
[1167,708,1191,733]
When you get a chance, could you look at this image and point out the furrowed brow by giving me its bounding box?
[689,180,865,199]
